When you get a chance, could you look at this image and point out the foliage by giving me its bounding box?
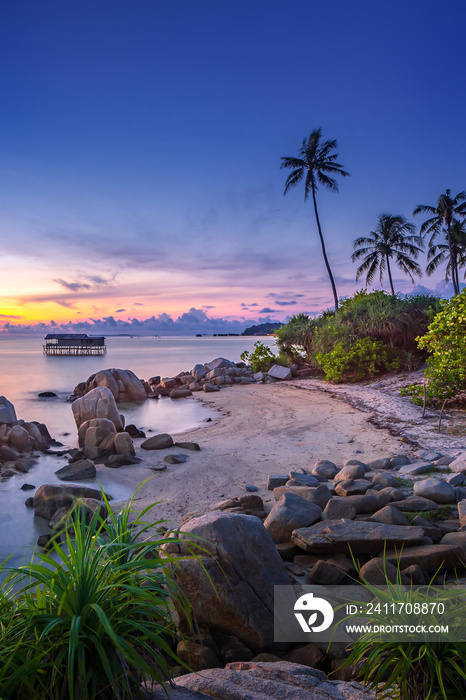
[240,340,277,372]
[352,213,423,295]
[241,322,283,336]
[316,338,399,382]
[0,491,196,700]
[346,557,466,699]
[415,289,466,404]
[276,291,440,382]
[281,127,349,312]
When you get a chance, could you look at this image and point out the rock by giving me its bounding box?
[343,494,378,514]
[253,372,266,382]
[33,484,109,520]
[113,431,134,455]
[175,442,200,451]
[372,472,400,489]
[376,486,405,503]
[0,396,17,424]
[311,460,338,480]
[402,564,427,584]
[205,358,236,371]
[288,472,320,487]
[215,635,254,664]
[267,365,292,380]
[273,485,332,510]
[203,383,220,392]
[284,644,324,668]
[38,391,57,398]
[73,368,147,403]
[264,493,322,543]
[334,479,372,497]
[267,474,289,490]
[322,498,357,521]
[370,505,409,526]
[245,484,259,492]
[192,364,207,380]
[398,462,435,476]
[170,387,192,399]
[37,534,54,550]
[412,515,442,542]
[444,472,465,486]
[308,560,347,584]
[414,478,456,504]
[141,434,174,450]
[449,453,466,473]
[389,455,412,467]
[392,496,439,512]
[441,532,466,550]
[384,544,466,572]
[106,453,141,467]
[359,558,409,585]
[149,464,167,472]
[148,661,378,700]
[459,500,466,527]
[78,418,117,459]
[0,445,20,462]
[366,457,392,470]
[20,483,35,491]
[343,459,369,470]
[334,465,366,482]
[24,497,34,508]
[14,457,37,473]
[125,424,146,439]
[436,520,460,535]
[72,387,124,431]
[164,454,188,464]
[8,425,33,453]
[176,640,222,671]
[415,450,443,462]
[170,512,289,651]
[55,458,96,481]
[292,519,425,554]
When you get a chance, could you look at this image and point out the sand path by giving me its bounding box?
[102,382,408,527]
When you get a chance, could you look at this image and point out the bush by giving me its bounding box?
[240,341,277,372]
[316,338,399,382]
[0,491,196,699]
[416,290,466,404]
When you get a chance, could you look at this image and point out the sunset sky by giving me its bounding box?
[1,1,466,334]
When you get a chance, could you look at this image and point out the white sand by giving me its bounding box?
[101,382,410,527]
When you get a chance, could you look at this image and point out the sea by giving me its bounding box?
[0,334,276,565]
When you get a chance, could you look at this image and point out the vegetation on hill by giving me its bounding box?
[242,322,283,336]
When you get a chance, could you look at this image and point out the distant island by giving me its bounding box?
[242,322,283,336]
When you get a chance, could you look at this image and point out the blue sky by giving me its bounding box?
[1,1,465,333]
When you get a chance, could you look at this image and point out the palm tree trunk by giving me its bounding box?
[447,221,459,295]
[311,185,339,313]
[386,255,395,295]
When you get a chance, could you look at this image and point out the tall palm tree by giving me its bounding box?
[413,189,466,295]
[426,217,466,286]
[281,128,349,313]
[352,214,423,295]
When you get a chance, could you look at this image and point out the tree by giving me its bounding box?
[281,128,349,313]
[352,213,423,295]
[413,189,466,295]
[425,217,466,287]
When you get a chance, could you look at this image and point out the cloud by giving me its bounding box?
[53,278,91,292]
[134,302,144,306]
[0,313,21,319]
[275,300,297,306]
[115,308,126,313]
[259,307,274,313]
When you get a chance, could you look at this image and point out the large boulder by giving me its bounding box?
[8,425,33,453]
[73,368,147,403]
[384,544,466,572]
[169,512,289,652]
[413,478,456,504]
[264,493,322,543]
[148,661,376,700]
[292,519,425,555]
[72,387,124,432]
[0,396,17,424]
[205,358,236,372]
[141,433,174,450]
[55,459,96,481]
[267,365,292,380]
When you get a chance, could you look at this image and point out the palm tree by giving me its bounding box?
[426,217,466,286]
[413,190,466,295]
[352,214,423,295]
[281,128,349,313]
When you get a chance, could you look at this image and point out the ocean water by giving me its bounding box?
[0,335,276,564]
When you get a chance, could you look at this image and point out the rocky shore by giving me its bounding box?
[2,358,466,697]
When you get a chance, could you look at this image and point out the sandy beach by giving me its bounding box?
[103,381,412,526]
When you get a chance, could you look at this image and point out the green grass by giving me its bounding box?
[405,505,453,523]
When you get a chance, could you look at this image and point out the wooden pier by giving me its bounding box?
[43,334,107,356]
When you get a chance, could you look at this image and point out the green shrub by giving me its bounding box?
[316,338,399,382]
[416,290,466,404]
[0,491,196,699]
[240,340,277,372]
[275,313,317,361]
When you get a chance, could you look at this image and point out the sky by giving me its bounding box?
[1,1,466,335]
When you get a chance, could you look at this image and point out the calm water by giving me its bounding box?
[0,335,275,563]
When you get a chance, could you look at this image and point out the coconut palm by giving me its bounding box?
[426,217,466,285]
[413,189,466,295]
[281,128,349,313]
[352,214,423,295]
